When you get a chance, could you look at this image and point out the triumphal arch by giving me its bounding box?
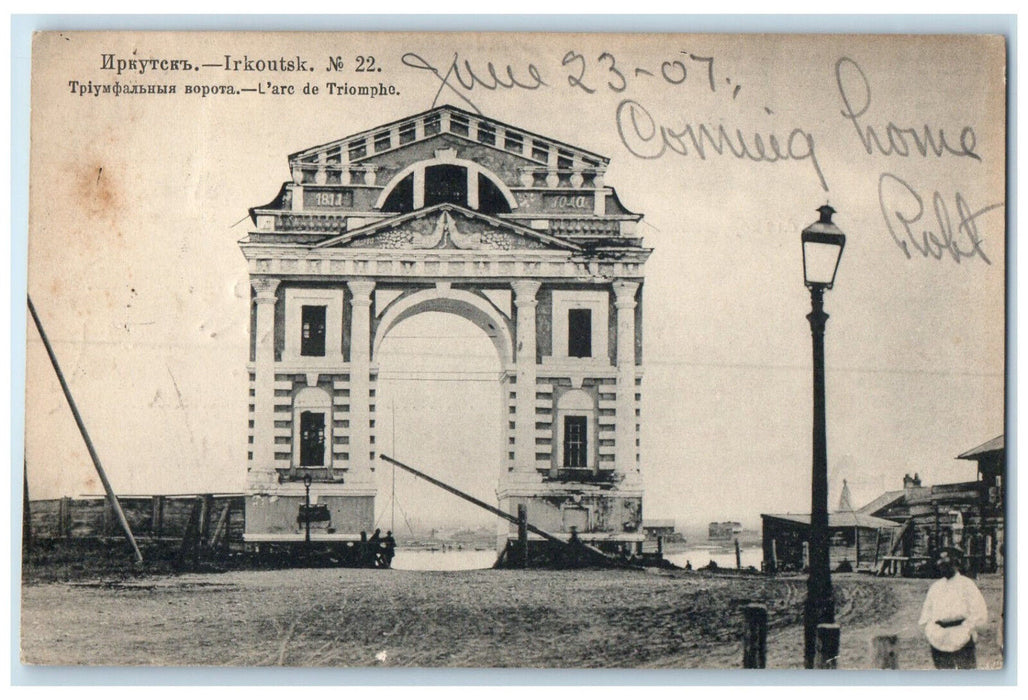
[239,106,651,556]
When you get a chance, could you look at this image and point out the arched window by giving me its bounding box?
[381,173,414,213]
[556,389,596,470]
[378,161,513,215]
[293,387,333,470]
[477,173,510,215]
[425,164,467,207]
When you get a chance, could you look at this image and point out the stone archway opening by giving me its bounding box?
[373,311,506,536]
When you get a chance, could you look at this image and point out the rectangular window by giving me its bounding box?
[424,114,441,136]
[504,132,524,153]
[301,305,327,357]
[477,123,496,145]
[568,308,592,358]
[563,416,588,468]
[299,411,326,467]
[347,141,366,161]
[374,131,391,151]
[399,123,416,144]
[532,142,549,162]
[450,114,470,136]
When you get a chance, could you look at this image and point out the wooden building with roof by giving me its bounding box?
[760,511,898,574]
[857,436,1005,576]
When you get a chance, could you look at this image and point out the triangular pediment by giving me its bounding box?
[313,204,581,252]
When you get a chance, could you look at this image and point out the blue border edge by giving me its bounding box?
[8,13,1018,687]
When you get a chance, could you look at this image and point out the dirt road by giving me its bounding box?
[20,567,1005,669]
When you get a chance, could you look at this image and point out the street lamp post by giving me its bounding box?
[303,473,313,554]
[800,205,846,669]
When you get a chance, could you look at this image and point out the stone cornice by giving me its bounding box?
[239,244,651,280]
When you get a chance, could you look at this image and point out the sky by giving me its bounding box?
[22,32,1006,530]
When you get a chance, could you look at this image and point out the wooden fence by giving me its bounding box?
[27,494,246,555]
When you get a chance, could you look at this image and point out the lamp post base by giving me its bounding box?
[803,588,836,669]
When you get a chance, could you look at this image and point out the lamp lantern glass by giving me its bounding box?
[801,205,846,289]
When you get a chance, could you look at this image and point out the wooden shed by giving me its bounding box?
[761,512,898,574]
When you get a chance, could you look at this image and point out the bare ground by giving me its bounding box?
[19,567,1005,670]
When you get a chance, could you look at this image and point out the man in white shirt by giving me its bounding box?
[918,547,989,669]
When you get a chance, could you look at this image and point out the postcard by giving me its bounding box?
[21,30,1006,671]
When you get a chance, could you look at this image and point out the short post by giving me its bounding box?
[151,496,163,539]
[102,496,113,537]
[59,497,71,538]
[735,538,742,569]
[872,528,881,571]
[814,623,840,669]
[199,494,213,549]
[871,634,898,669]
[23,467,32,553]
[657,535,663,557]
[742,604,768,668]
[517,504,528,569]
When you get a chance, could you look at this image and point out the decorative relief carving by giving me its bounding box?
[349,228,414,249]
[346,212,549,251]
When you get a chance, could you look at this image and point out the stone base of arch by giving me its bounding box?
[244,490,376,543]
[496,481,645,555]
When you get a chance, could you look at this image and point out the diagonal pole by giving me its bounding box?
[27,295,143,564]
[379,454,634,568]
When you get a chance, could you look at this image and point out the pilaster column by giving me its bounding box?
[251,278,280,490]
[413,167,425,209]
[613,280,640,484]
[512,280,542,477]
[348,279,376,485]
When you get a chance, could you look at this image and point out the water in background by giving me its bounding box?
[391,548,498,571]
[664,547,762,570]
[390,546,762,571]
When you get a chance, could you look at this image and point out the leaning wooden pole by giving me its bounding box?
[27,295,143,564]
[380,454,633,568]
[381,454,564,545]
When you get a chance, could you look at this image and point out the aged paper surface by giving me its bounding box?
[23,32,1006,670]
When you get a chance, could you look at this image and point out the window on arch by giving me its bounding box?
[301,305,327,357]
[563,416,588,468]
[381,173,414,213]
[568,308,592,358]
[299,411,326,467]
[383,165,512,214]
[424,164,468,207]
[477,173,511,214]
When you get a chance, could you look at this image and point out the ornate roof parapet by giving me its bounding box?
[247,106,645,252]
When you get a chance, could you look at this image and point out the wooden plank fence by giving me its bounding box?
[26,495,246,552]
